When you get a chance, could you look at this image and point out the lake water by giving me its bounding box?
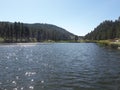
[0,43,120,90]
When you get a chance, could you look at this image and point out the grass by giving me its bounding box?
[96,40,120,49]
[0,38,4,43]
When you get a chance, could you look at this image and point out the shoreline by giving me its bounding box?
[81,39,120,50]
[88,40,120,50]
[1,40,120,50]
[0,41,80,46]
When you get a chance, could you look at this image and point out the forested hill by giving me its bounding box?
[85,17,120,40]
[0,21,76,43]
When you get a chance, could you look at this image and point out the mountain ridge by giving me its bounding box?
[85,17,120,40]
[0,21,77,43]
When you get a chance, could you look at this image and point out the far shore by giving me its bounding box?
[0,40,120,50]
[84,39,120,49]
[0,42,54,45]
[0,41,79,45]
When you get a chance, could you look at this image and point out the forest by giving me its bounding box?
[0,22,76,43]
[85,17,120,40]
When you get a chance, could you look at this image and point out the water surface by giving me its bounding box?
[0,43,120,90]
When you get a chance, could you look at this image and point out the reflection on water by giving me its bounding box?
[0,43,120,90]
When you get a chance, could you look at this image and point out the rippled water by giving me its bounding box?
[0,43,120,90]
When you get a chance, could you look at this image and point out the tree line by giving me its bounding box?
[0,22,75,42]
[85,17,120,40]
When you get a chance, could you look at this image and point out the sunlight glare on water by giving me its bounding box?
[0,43,120,90]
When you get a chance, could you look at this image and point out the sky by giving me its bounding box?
[0,0,120,36]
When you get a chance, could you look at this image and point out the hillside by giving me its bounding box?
[0,21,76,43]
[85,17,120,40]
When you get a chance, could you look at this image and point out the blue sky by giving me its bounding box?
[0,0,120,36]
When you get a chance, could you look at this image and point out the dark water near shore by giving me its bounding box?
[0,43,120,90]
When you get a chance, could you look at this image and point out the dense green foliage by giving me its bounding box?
[85,17,120,40]
[0,22,75,42]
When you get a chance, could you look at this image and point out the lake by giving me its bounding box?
[0,43,120,90]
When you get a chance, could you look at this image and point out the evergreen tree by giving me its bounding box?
[85,17,120,40]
